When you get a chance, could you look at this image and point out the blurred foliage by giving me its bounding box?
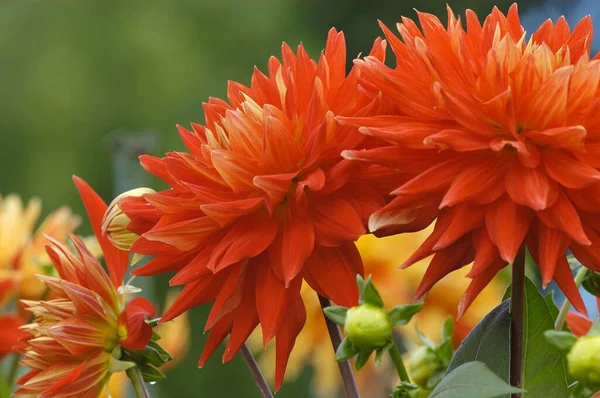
[0,0,533,396]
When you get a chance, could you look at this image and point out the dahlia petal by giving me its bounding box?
[255,264,301,345]
[205,265,246,330]
[485,196,534,263]
[526,126,586,151]
[133,251,197,277]
[393,157,467,196]
[260,115,303,173]
[468,229,502,277]
[59,280,106,320]
[274,298,306,392]
[304,243,362,307]
[201,197,264,227]
[48,318,108,356]
[566,183,600,212]
[424,128,489,151]
[311,198,365,247]
[518,66,572,129]
[433,204,485,250]
[544,150,600,189]
[207,215,278,273]
[369,196,439,235]
[118,297,155,351]
[440,156,508,208]
[177,125,204,159]
[161,273,227,323]
[72,176,129,288]
[566,312,593,337]
[415,237,474,298]
[169,246,215,286]
[198,314,234,368]
[570,225,600,272]
[554,256,588,316]
[211,149,259,193]
[459,257,506,318]
[538,191,590,245]
[574,140,600,168]
[253,173,297,213]
[269,216,315,286]
[490,139,541,168]
[139,154,187,191]
[538,224,571,287]
[506,161,558,211]
[222,270,259,363]
[143,217,220,252]
[0,315,26,359]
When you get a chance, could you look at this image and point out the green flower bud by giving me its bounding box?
[567,335,600,390]
[344,304,392,350]
[408,346,445,389]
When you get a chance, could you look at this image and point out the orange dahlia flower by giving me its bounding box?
[342,4,600,315]
[15,177,155,397]
[118,29,389,390]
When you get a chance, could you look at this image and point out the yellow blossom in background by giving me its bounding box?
[0,194,81,303]
[249,230,506,397]
[101,291,191,398]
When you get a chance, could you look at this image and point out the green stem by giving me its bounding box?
[126,366,151,398]
[388,343,409,382]
[555,266,589,331]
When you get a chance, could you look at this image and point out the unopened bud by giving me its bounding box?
[344,304,391,350]
[102,188,155,251]
[408,346,445,389]
[567,335,600,390]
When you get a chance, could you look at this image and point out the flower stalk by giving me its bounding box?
[555,266,590,331]
[239,344,274,398]
[388,343,409,382]
[318,295,361,398]
[510,245,526,398]
[126,365,151,398]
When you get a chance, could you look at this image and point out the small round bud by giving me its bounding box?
[344,304,391,350]
[408,346,445,389]
[567,335,600,390]
[102,188,155,251]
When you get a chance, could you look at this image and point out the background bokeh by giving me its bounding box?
[0,0,590,397]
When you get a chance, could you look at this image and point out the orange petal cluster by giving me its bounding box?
[119,29,392,390]
[15,178,154,397]
[342,4,600,315]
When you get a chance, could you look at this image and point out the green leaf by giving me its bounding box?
[335,338,359,361]
[357,275,383,307]
[138,363,166,383]
[446,300,511,383]
[522,278,569,398]
[441,317,454,343]
[415,325,437,349]
[323,306,348,326]
[374,341,393,367]
[392,382,420,398]
[388,303,424,326]
[544,291,560,322]
[544,330,577,352]
[582,271,600,298]
[429,362,523,398]
[354,349,372,371]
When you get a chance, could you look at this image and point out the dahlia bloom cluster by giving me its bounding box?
[14,3,600,395]
[108,4,600,389]
[15,178,155,397]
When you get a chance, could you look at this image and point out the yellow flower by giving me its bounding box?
[0,194,81,303]
[249,230,506,396]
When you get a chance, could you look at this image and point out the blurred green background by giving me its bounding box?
[0,0,543,396]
